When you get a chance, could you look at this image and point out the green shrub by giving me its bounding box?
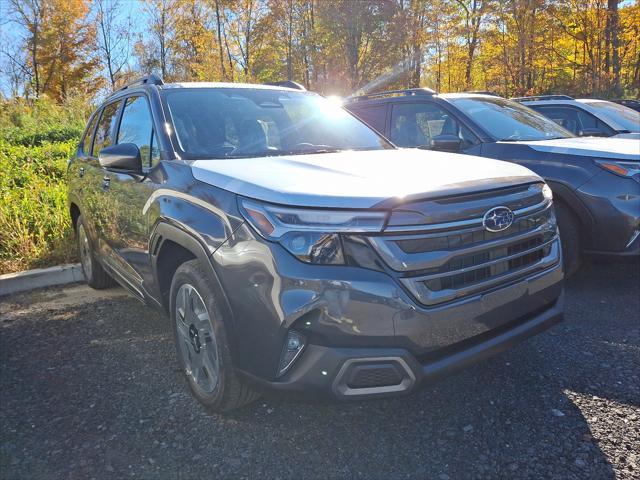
[0,95,90,273]
[0,140,79,273]
[0,95,90,147]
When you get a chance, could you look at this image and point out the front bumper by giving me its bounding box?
[577,171,640,256]
[242,292,564,399]
[214,225,564,398]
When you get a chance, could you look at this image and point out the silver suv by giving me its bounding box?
[513,95,640,139]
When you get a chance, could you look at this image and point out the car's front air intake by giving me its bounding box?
[368,183,560,306]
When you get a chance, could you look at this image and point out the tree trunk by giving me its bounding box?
[214,0,227,80]
[608,0,621,95]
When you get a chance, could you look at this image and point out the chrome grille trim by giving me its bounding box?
[406,236,555,282]
[383,198,551,234]
[400,240,560,306]
[371,203,555,272]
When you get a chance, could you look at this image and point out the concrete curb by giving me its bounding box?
[0,264,84,296]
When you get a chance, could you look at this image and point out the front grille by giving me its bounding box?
[397,208,553,254]
[368,191,560,306]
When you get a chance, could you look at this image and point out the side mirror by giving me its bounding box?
[578,128,607,137]
[98,143,143,173]
[430,134,461,153]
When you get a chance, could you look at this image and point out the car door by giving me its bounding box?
[101,94,161,297]
[69,110,100,217]
[82,100,122,266]
[388,101,482,154]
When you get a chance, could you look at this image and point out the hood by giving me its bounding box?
[614,132,640,140]
[190,149,540,208]
[505,137,640,160]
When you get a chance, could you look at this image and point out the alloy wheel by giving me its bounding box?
[175,284,220,393]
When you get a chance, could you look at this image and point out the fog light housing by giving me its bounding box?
[277,330,306,377]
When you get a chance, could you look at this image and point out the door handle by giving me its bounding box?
[102,176,111,191]
[79,167,85,178]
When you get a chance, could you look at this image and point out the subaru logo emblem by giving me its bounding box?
[483,206,514,232]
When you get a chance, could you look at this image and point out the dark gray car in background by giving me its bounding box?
[67,77,564,412]
[345,91,640,275]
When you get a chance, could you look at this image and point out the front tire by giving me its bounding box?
[555,202,582,277]
[170,259,259,412]
[76,215,114,289]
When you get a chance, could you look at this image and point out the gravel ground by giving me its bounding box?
[1,260,638,480]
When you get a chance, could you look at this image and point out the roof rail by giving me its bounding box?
[511,94,574,102]
[467,90,501,97]
[347,88,436,102]
[265,80,306,90]
[119,73,164,91]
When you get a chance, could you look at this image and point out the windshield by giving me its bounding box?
[579,100,640,132]
[447,95,573,141]
[163,88,392,159]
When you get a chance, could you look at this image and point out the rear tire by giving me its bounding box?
[170,259,260,412]
[76,215,114,289]
[555,202,582,277]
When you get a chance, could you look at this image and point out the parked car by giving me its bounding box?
[512,95,640,139]
[345,90,640,275]
[68,76,564,412]
[612,99,640,113]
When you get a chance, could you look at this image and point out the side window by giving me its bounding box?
[93,101,121,156]
[117,96,156,167]
[348,105,387,133]
[82,113,99,156]
[574,108,616,135]
[534,105,616,136]
[533,106,581,134]
[390,102,478,149]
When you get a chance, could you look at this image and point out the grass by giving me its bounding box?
[0,96,91,274]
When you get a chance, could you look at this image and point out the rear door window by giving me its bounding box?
[82,113,99,156]
[93,101,121,156]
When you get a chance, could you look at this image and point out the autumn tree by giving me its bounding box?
[95,0,132,89]
[172,0,220,81]
[9,0,98,101]
[138,0,177,79]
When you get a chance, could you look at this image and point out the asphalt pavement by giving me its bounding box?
[1,259,638,479]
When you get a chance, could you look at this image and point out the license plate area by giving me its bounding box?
[481,280,528,311]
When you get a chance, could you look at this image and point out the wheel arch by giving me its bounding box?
[150,222,239,355]
[546,180,594,249]
[70,203,81,232]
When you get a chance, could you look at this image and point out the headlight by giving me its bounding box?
[542,183,553,201]
[239,198,387,264]
[595,160,640,179]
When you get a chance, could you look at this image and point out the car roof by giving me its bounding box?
[159,81,307,92]
[517,98,578,105]
[344,91,503,108]
[439,92,502,100]
[103,80,310,104]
